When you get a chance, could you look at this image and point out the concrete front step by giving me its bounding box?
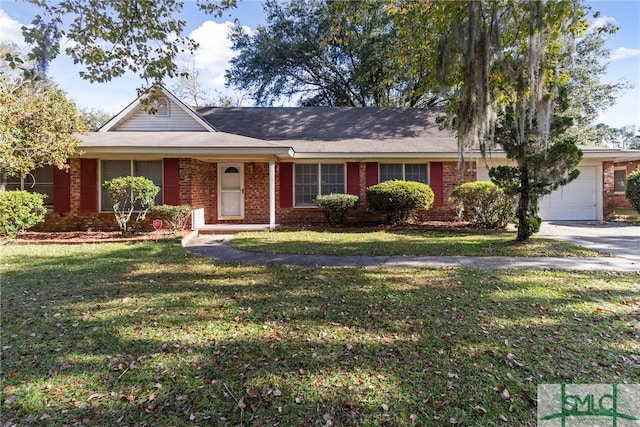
[196,224,272,235]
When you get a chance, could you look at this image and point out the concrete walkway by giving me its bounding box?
[184,233,640,272]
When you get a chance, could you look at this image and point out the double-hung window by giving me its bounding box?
[2,165,54,207]
[379,163,429,184]
[294,163,345,207]
[101,160,163,211]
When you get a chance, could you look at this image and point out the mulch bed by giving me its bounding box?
[5,230,179,245]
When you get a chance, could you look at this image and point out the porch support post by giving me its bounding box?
[269,159,276,229]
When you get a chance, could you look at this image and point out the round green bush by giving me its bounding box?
[0,190,47,238]
[315,193,359,225]
[449,181,516,229]
[366,180,434,224]
[626,170,640,214]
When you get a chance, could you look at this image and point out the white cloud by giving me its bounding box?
[189,20,250,86]
[0,8,29,48]
[610,47,640,61]
[588,15,616,33]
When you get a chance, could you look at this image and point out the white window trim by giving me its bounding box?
[293,162,346,208]
[614,166,627,194]
[100,159,164,212]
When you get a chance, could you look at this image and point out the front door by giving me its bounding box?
[218,164,244,219]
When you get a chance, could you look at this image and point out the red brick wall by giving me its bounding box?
[605,160,640,215]
[33,158,479,230]
[244,162,270,223]
[278,161,477,225]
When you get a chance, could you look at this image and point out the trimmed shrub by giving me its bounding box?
[626,170,640,214]
[103,176,160,234]
[449,181,516,229]
[366,180,434,224]
[315,194,359,225]
[0,190,47,238]
[150,204,193,234]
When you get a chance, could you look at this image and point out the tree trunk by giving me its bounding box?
[516,165,531,242]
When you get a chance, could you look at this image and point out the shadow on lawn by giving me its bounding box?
[1,242,638,426]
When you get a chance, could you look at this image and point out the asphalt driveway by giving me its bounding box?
[538,221,640,261]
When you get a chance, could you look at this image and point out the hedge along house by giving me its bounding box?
[14,87,639,231]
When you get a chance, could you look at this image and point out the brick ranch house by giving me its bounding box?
[8,87,639,231]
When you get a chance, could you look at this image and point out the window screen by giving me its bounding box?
[321,164,345,195]
[295,164,319,207]
[404,164,428,184]
[614,169,627,193]
[101,160,163,211]
[1,166,54,206]
[380,163,428,184]
[379,164,403,182]
[294,164,345,207]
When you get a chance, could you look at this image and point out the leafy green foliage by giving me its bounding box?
[314,194,359,226]
[393,2,617,241]
[79,108,112,131]
[226,0,440,107]
[625,170,640,214]
[0,190,46,238]
[449,181,516,229]
[0,77,86,178]
[19,0,236,92]
[150,204,193,234]
[366,180,434,225]
[103,176,160,234]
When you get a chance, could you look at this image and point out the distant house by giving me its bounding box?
[8,87,638,231]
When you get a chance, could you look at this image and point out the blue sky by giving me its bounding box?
[1,0,638,129]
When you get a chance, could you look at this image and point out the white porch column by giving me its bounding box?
[269,159,276,229]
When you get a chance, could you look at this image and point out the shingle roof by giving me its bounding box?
[196,107,459,153]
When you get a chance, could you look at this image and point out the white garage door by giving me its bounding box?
[539,166,597,220]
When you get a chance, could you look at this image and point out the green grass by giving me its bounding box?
[231,229,601,257]
[1,242,638,426]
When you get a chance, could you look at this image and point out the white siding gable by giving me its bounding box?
[111,101,208,131]
[99,87,216,132]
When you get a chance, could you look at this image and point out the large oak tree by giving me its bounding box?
[226,0,439,107]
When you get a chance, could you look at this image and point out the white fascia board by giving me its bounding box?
[79,146,295,157]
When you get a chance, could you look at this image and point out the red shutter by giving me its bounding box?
[430,162,444,206]
[346,162,360,196]
[163,158,180,205]
[52,165,71,213]
[365,162,378,187]
[80,159,98,212]
[280,163,293,208]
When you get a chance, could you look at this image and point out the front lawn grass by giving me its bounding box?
[231,229,600,257]
[1,242,638,426]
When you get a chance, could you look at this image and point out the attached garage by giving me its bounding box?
[538,166,600,221]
